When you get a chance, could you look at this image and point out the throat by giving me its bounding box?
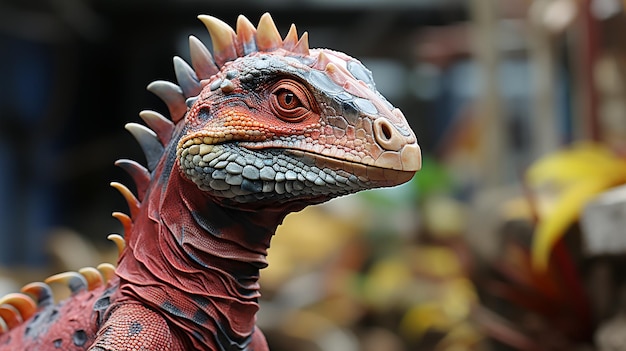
[115,170,293,349]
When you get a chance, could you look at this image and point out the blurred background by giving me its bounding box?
[3,0,626,350]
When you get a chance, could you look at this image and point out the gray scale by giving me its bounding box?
[180,143,369,203]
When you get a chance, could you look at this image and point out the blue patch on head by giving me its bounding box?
[354,98,378,115]
[347,61,375,87]
[307,70,343,95]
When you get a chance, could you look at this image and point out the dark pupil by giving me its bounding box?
[283,92,295,106]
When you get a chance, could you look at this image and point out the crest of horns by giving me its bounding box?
[199,13,310,67]
[146,13,311,124]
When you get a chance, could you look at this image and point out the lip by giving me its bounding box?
[233,140,418,186]
[281,149,417,186]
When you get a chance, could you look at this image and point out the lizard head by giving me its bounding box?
[172,14,421,205]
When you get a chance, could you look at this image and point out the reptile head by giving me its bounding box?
[172,14,421,204]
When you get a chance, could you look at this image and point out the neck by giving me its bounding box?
[115,153,301,350]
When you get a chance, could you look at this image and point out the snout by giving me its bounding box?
[371,111,421,172]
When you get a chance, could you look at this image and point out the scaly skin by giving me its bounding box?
[0,13,421,351]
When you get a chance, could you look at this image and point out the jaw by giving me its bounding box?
[284,149,417,187]
[177,142,416,204]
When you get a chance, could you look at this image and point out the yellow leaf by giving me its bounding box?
[527,143,626,269]
[526,143,626,187]
[532,178,624,269]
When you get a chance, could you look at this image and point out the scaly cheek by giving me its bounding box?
[221,105,322,139]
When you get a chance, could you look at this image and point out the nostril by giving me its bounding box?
[374,118,404,151]
[380,122,392,141]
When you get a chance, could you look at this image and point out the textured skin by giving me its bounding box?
[91,302,183,351]
[0,13,420,351]
[0,287,101,350]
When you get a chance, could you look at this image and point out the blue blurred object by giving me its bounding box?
[0,34,58,266]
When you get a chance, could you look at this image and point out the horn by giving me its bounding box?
[197,15,238,66]
[282,24,299,50]
[236,15,257,55]
[146,80,187,123]
[256,12,282,52]
[173,56,201,98]
[125,123,164,172]
[110,182,140,219]
[114,159,150,201]
[78,267,104,291]
[21,282,53,308]
[188,36,219,79]
[139,110,174,146]
[44,272,88,295]
[292,32,310,56]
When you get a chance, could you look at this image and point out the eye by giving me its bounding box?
[276,90,297,109]
[270,79,315,122]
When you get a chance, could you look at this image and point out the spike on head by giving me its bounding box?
[323,62,352,88]
[146,80,187,122]
[313,50,332,70]
[138,110,174,146]
[292,32,310,56]
[282,24,299,50]
[197,15,238,66]
[188,35,219,80]
[255,12,282,52]
[173,56,201,98]
[236,15,257,55]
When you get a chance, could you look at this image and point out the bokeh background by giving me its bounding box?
[3,0,626,350]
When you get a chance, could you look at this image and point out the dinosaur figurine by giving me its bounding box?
[0,13,421,351]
